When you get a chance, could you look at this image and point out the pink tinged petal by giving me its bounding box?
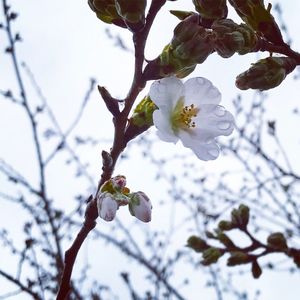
[192,105,235,141]
[184,77,221,106]
[111,175,126,190]
[178,131,220,160]
[149,76,184,109]
[153,110,179,143]
[97,192,118,222]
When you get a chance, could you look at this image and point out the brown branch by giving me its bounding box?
[258,38,300,62]
[2,0,65,286]
[56,1,167,299]
[0,269,41,300]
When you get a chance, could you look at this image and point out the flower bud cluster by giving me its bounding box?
[144,15,214,79]
[228,0,283,44]
[212,19,258,58]
[88,0,146,31]
[193,0,228,21]
[236,57,297,91]
[97,175,152,222]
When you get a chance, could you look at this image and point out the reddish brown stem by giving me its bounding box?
[56,1,167,299]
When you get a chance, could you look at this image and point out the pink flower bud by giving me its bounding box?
[111,175,127,191]
[129,191,152,223]
[97,192,118,222]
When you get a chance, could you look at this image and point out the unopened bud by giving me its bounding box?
[130,96,157,127]
[228,0,283,44]
[231,204,250,229]
[125,97,157,141]
[251,260,262,279]
[187,235,209,252]
[218,220,234,231]
[88,0,126,28]
[111,175,127,191]
[100,175,130,205]
[267,232,288,250]
[227,251,250,266]
[289,249,300,268]
[217,232,235,249]
[236,57,297,91]
[239,204,250,227]
[101,175,128,193]
[171,15,213,63]
[212,19,258,58]
[115,0,146,31]
[201,247,223,265]
[97,192,118,221]
[193,0,228,20]
[129,191,152,222]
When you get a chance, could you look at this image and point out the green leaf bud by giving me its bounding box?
[251,260,262,279]
[228,0,283,44]
[115,0,146,31]
[88,0,126,28]
[267,232,288,250]
[193,0,228,20]
[227,251,251,266]
[236,57,297,91]
[201,247,223,265]
[218,220,234,231]
[212,19,258,58]
[187,235,209,252]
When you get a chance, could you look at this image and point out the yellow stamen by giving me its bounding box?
[179,104,198,128]
[171,97,199,132]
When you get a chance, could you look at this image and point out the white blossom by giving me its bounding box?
[149,76,235,160]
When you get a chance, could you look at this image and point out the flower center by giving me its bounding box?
[180,104,198,128]
[171,97,199,132]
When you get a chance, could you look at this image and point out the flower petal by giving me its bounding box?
[192,105,235,141]
[149,76,184,109]
[179,133,220,160]
[153,110,179,143]
[193,142,220,161]
[97,192,118,222]
[129,191,152,223]
[184,77,221,106]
